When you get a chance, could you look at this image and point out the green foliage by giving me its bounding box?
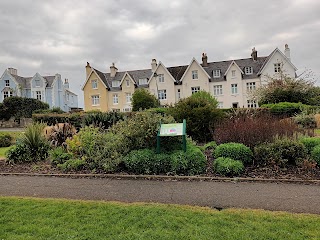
[146,107,170,116]
[49,147,73,166]
[34,107,65,114]
[83,111,125,129]
[213,157,244,176]
[33,113,83,129]
[0,96,49,120]
[0,133,12,147]
[48,123,76,147]
[254,138,308,166]
[214,143,253,165]
[132,88,159,111]
[169,91,224,142]
[300,137,320,154]
[261,102,305,117]
[57,158,86,172]
[203,141,217,151]
[5,144,30,164]
[311,145,320,165]
[294,112,316,128]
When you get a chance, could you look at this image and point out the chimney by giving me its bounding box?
[110,62,118,77]
[85,62,91,78]
[151,59,157,72]
[8,68,17,75]
[64,78,69,89]
[284,44,291,61]
[251,47,258,61]
[202,53,208,67]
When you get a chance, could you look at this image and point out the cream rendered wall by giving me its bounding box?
[149,64,176,105]
[83,72,109,111]
[108,90,122,111]
[120,75,135,111]
[181,61,210,97]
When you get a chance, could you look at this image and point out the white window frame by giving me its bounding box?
[246,82,256,91]
[218,102,223,109]
[274,63,281,73]
[138,78,148,85]
[113,94,119,104]
[5,80,10,87]
[192,70,198,80]
[191,86,200,94]
[3,91,13,99]
[112,81,120,88]
[126,79,130,87]
[247,99,257,108]
[123,107,132,112]
[158,74,164,83]
[35,79,41,87]
[91,95,100,106]
[177,89,181,100]
[213,85,223,96]
[244,67,253,75]
[126,93,132,103]
[231,84,238,94]
[231,70,236,77]
[91,79,98,89]
[158,89,167,100]
[213,69,221,78]
[36,91,42,100]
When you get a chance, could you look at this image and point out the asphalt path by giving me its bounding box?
[0,175,320,214]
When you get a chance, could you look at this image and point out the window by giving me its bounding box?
[139,78,148,85]
[217,102,223,109]
[158,74,164,83]
[246,82,256,91]
[36,91,42,100]
[177,89,181,100]
[126,79,130,87]
[231,84,238,94]
[191,86,200,94]
[231,70,236,77]
[192,70,198,79]
[91,96,99,106]
[3,91,13,99]
[113,94,119,104]
[126,93,132,103]
[112,81,120,88]
[213,85,223,96]
[274,63,281,73]
[247,100,257,108]
[213,69,221,78]
[35,79,40,87]
[123,107,132,112]
[5,80,10,87]
[91,79,98,89]
[158,90,167,100]
[244,67,253,75]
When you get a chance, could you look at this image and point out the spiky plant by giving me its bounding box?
[49,123,76,148]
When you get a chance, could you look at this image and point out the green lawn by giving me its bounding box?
[0,146,11,158]
[0,197,319,240]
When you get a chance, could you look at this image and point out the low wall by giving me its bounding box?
[0,118,32,128]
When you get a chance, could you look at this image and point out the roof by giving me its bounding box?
[11,74,56,88]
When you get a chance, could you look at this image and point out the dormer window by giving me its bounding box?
[112,80,120,87]
[35,79,40,87]
[244,67,253,75]
[192,70,198,79]
[213,69,221,78]
[139,78,148,85]
[5,80,10,87]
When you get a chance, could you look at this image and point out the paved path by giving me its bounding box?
[0,175,320,214]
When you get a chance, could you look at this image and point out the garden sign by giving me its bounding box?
[157,119,186,153]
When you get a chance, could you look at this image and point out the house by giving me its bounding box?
[82,44,297,111]
[0,68,78,112]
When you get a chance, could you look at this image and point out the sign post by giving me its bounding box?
[157,119,186,153]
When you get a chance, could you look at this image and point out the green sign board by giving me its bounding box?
[157,119,186,153]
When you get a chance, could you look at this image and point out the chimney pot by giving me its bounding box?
[8,68,17,75]
[151,59,157,72]
[284,44,291,61]
[110,62,118,77]
[202,53,208,67]
[251,47,258,61]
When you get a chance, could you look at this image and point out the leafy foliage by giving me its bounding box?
[0,134,13,147]
[294,112,317,129]
[132,88,159,111]
[57,158,86,172]
[47,123,76,148]
[49,147,73,166]
[214,143,253,165]
[34,107,65,114]
[311,145,320,165]
[213,157,244,176]
[300,137,320,154]
[260,102,305,117]
[83,111,125,129]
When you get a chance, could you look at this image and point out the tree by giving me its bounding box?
[132,88,159,111]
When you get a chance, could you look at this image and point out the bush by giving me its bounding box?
[49,147,73,166]
[34,107,65,114]
[254,138,308,166]
[132,88,159,111]
[311,145,320,165]
[5,144,30,164]
[300,137,320,154]
[260,102,304,117]
[83,111,125,129]
[47,123,76,148]
[57,158,86,172]
[294,112,316,129]
[199,141,217,152]
[33,113,83,129]
[214,143,253,165]
[213,157,244,176]
[0,134,12,147]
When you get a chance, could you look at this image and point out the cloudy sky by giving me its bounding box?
[0,0,319,107]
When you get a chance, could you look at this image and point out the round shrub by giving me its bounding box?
[311,145,320,165]
[300,137,320,154]
[0,134,12,147]
[214,143,253,164]
[213,157,244,176]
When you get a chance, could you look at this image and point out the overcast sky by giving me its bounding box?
[0,0,319,108]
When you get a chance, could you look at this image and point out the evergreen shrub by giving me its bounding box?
[213,157,244,176]
[214,143,253,165]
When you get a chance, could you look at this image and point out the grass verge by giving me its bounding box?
[0,146,11,158]
[0,197,320,240]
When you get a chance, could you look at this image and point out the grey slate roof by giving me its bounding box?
[11,74,56,88]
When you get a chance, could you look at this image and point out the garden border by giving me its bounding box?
[0,172,320,185]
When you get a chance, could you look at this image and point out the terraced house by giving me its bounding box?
[82,44,296,111]
[0,68,78,112]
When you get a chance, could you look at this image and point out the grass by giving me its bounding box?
[0,130,23,141]
[315,129,320,136]
[0,146,11,158]
[0,197,320,240]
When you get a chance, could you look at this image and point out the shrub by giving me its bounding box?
[213,157,244,176]
[57,158,86,172]
[203,141,217,151]
[34,107,65,114]
[311,145,320,165]
[294,112,316,128]
[254,138,308,166]
[5,144,30,164]
[82,111,125,129]
[169,91,224,142]
[47,123,76,148]
[300,137,320,154]
[0,134,12,147]
[214,143,253,165]
[33,113,83,129]
[260,102,304,117]
[49,147,73,166]
[132,88,159,111]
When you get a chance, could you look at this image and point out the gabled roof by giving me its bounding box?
[224,60,244,76]
[119,72,136,86]
[148,61,176,84]
[179,57,211,81]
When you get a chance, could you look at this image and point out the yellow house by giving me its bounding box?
[82,45,297,111]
